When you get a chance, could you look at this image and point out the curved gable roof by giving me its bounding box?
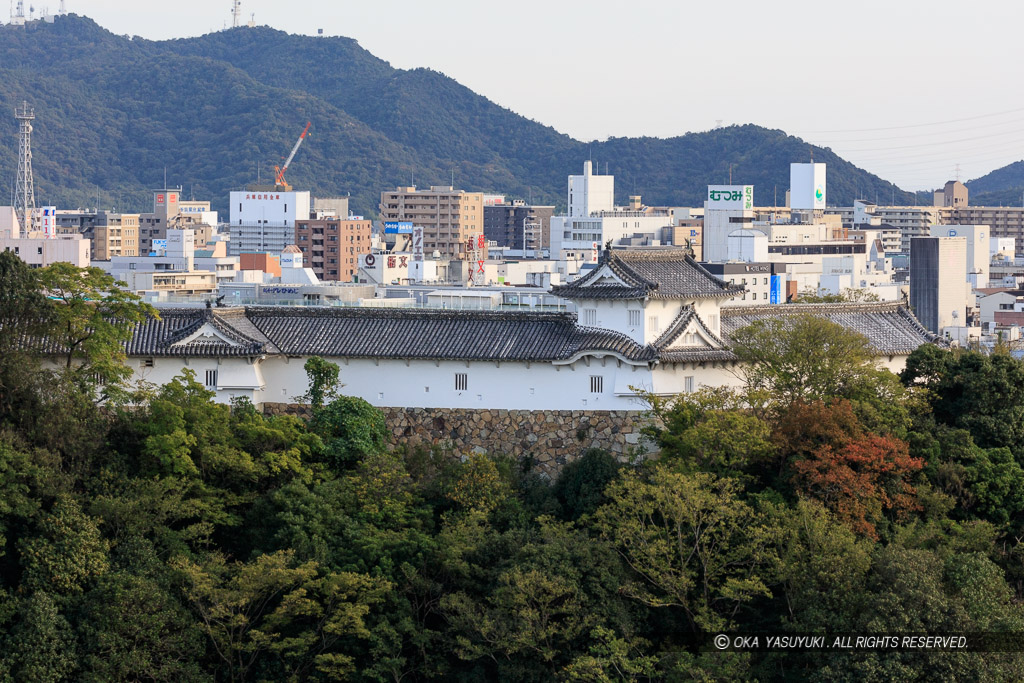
[551,249,741,301]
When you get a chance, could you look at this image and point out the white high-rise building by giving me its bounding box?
[551,162,672,263]
[790,163,827,211]
[568,161,614,217]
[229,189,311,255]
[929,225,989,289]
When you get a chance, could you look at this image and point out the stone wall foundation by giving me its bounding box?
[262,403,655,476]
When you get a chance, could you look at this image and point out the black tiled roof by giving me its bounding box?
[114,302,937,365]
[245,307,655,363]
[720,303,942,356]
[127,308,269,357]
[551,249,742,301]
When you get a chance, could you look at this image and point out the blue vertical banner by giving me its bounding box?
[770,275,782,304]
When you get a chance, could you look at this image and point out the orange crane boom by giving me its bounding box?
[274,121,312,186]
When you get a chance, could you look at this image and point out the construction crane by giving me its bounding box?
[274,121,311,189]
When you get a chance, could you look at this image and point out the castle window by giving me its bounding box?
[205,369,218,388]
[590,375,603,393]
[455,373,468,391]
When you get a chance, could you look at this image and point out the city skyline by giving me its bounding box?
[59,0,1024,193]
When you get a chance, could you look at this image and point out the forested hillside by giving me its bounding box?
[0,14,914,216]
[2,254,1024,679]
[968,160,1024,206]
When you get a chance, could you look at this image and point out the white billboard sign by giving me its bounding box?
[706,185,754,210]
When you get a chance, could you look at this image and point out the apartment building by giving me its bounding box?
[92,211,139,260]
[379,186,484,260]
[294,217,372,282]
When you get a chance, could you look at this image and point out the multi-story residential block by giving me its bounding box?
[92,211,139,260]
[483,200,554,253]
[379,185,484,260]
[295,216,372,282]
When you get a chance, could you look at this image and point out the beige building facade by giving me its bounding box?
[93,212,139,260]
[379,186,484,259]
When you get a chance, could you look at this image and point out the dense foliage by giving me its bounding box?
[2,254,1024,680]
[0,15,914,217]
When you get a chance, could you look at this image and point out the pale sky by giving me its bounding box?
[45,1,1024,190]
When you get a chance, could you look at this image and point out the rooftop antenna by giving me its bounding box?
[14,101,36,234]
[729,164,733,184]
[58,0,63,13]
[231,0,241,28]
[163,166,167,189]
[955,163,961,182]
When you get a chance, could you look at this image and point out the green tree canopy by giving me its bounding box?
[729,314,876,405]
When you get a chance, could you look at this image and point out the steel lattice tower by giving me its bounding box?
[14,101,35,234]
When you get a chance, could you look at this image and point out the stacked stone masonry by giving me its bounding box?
[262,403,654,477]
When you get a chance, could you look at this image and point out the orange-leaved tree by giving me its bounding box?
[789,433,923,539]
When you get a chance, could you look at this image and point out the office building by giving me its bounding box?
[483,200,554,253]
[228,187,311,256]
[549,162,672,259]
[139,189,218,255]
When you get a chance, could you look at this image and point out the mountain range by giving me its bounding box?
[0,14,1016,217]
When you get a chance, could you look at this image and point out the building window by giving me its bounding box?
[455,373,468,391]
[708,314,718,330]
[590,375,603,393]
[583,308,597,325]
[628,309,641,327]
[684,376,695,393]
[205,369,218,388]
[648,316,660,333]
[141,358,154,368]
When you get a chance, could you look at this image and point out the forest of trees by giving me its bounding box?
[2,251,1024,680]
